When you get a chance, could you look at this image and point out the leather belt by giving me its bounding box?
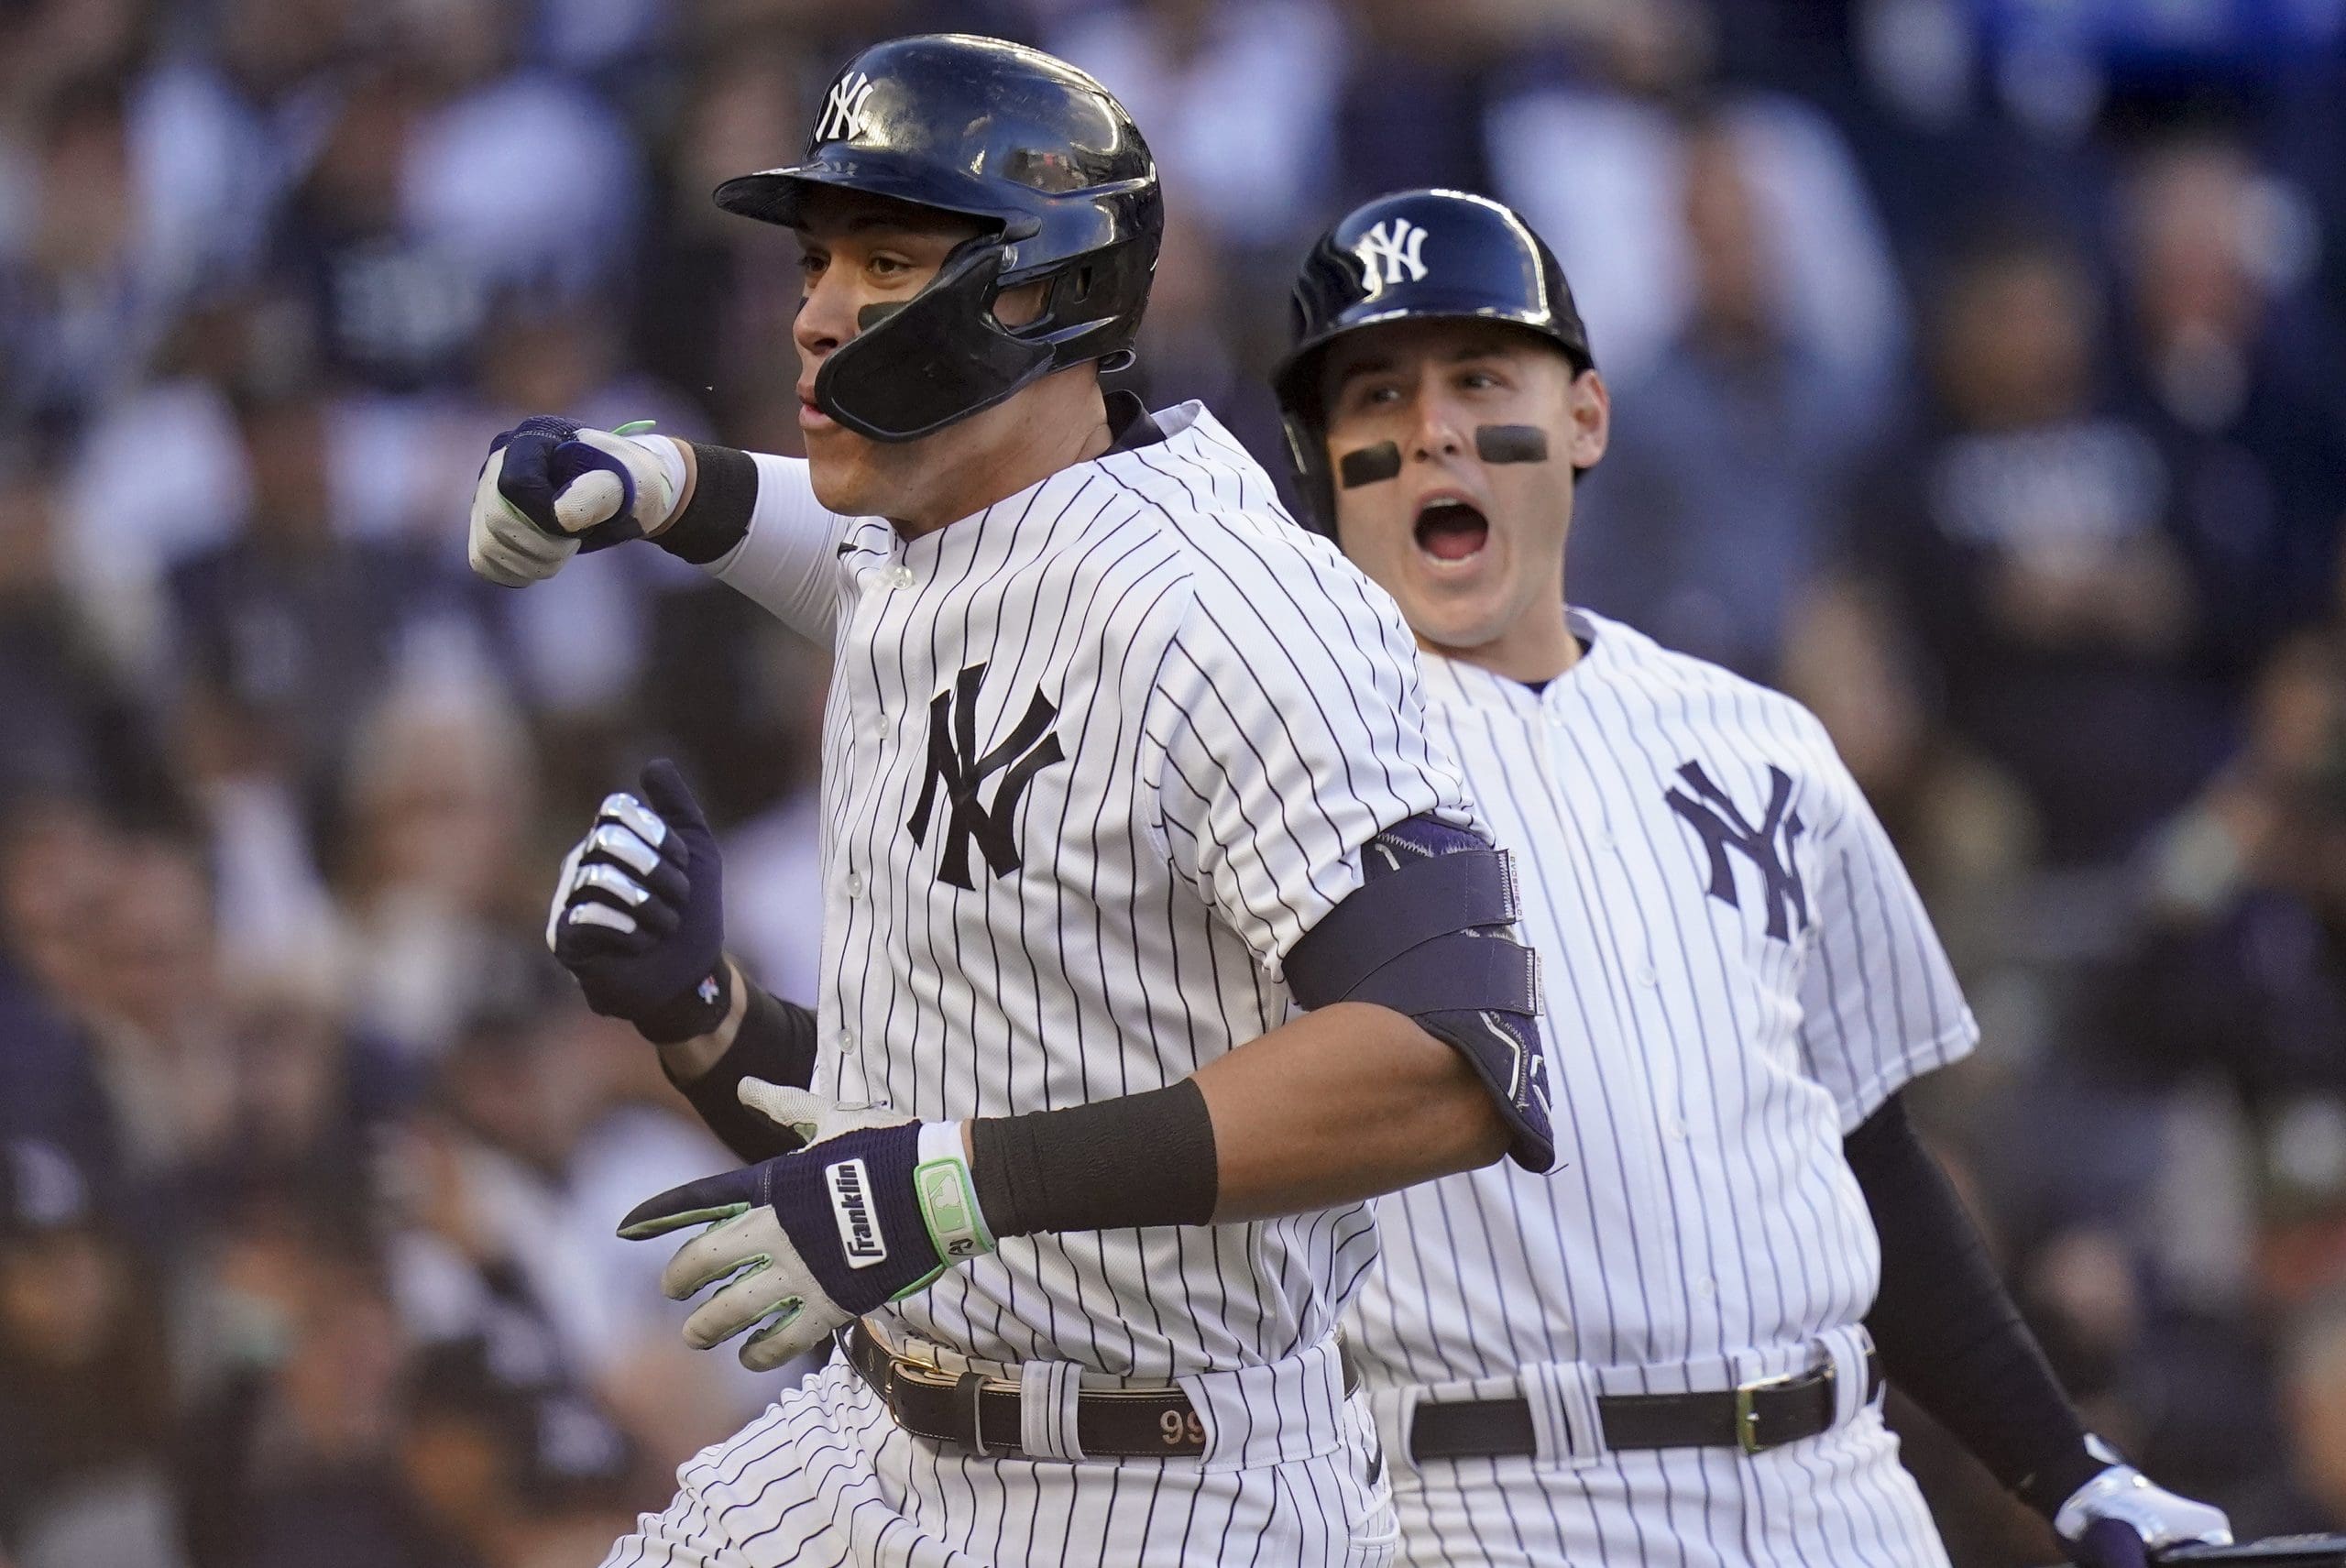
[1409,1351,1879,1462]
[845,1321,1359,1460]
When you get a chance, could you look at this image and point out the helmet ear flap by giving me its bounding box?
[815,240,1057,441]
[1279,401,1338,540]
[1002,260,1093,334]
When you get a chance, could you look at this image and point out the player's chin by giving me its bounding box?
[805,437,879,517]
[1411,598,1518,656]
[1393,572,1518,653]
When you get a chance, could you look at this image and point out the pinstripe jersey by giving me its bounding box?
[704,400,1481,1379]
[1348,609,1978,1392]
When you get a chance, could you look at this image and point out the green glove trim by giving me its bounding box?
[617,1200,750,1242]
[915,1153,995,1266]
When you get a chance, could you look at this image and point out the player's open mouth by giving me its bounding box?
[1414,499,1490,563]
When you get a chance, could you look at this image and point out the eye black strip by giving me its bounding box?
[1337,442,1402,488]
[1474,425,1549,464]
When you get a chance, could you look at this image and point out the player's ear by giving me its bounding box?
[1562,366,1609,471]
[993,279,1052,329]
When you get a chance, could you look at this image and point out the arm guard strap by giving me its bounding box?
[1285,816,1553,1170]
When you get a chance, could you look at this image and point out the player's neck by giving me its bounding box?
[1422,587,1581,687]
[887,383,1114,539]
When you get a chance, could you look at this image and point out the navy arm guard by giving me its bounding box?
[1286,817,1554,1170]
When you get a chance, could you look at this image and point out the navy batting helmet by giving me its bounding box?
[1272,189,1592,533]
[713,34,1161,444]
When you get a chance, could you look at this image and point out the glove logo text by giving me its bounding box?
[827,1158,888,1267]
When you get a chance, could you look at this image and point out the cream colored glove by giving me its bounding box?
[466,417,687,587]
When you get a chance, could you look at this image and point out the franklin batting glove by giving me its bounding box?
[547,759,729,1043]
[467,416,685,587]
[617,1081,997,1371]
[2055,1439,2233,1568]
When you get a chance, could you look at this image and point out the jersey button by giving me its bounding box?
[835,1029,857,1055]
[1635,963,1659,988]
[843,872,865,898]
[1694,1277,1716,1299]
[883,565,916,589]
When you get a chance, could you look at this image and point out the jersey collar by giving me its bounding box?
[1104,389,1168,453]
[885,400,1222,585]
[1420,608,1609,718]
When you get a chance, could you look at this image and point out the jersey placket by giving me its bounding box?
[824,547,925,1108]
[1507,674,1685,1369]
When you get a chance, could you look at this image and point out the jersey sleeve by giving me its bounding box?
[1793,727,1979,1130]
[1142,543,1480,970]
[698,451,866,648]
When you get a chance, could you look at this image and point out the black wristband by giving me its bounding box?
[970,1080,1218,1238]
[663,984,822,1163]
[633,959,733,1046]
[1847,1093,2101,1516]
[655,442,761,565]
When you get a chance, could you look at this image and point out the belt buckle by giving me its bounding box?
[1734,1370,1800,1454]
[885,1348,957,1429]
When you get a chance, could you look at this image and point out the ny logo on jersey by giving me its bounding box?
[908,663,1066,890]
[1354,219,1429,299]
[1665,761,1809,941]
[814,71,876,144]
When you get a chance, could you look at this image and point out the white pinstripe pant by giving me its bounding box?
[600,1355,1399,1567]
[1388,1403,1950,1568]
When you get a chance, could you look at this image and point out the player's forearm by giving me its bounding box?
[1847,1093,2101,1515]
[654,954,750,1084]
[962,1003,1508,1240]
[658,959,823,1163]
[1192,1002,1509,1220]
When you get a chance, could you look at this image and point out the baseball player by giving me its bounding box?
[464,38,1554,1568]
[1267,186,2232,1568]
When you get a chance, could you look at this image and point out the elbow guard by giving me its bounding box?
[1286,816,1554,1170]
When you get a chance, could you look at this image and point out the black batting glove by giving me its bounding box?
[547,759,729,1043]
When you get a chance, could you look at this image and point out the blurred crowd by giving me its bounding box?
[3,1,2346,1564]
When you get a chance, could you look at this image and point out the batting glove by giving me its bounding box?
[467,415,685,587]
[617,1080,997,1371]
[547,759,729,1043]
[2055,1439,2232,1567]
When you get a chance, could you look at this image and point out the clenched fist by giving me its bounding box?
[467,415,687,587]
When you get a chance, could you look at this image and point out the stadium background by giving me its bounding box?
[4,0,2346,1563]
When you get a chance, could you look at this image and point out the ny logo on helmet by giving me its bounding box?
[814,71,877,145]
[1354,219,1430,299]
